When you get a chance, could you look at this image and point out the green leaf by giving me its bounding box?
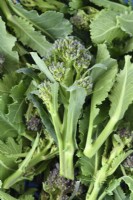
[31,52,55,82]
[7,81,28,126]
[3,134,39,189]
[28,94,57,142]
[123,38,133,54]
[17,68,40,82]
[117,12,133,36]
[84,56,133,158]
[12,3,72,39]
[0,154,17,181]
[0,17,19,72]
[77,152,95,177]
[0,75,29,139]
[90,10,125,44]
[108,150,133,176]
[0,190,17,200]
[0,138,22,155]
[130,193,133,200]
[106,179,121,196]
[122,176,133,192]
[96,44,110,63]
[0,73,20,96]
[91,44,111,82]
[19,195,34,200]
[10,15,51,56]
[0,95,19,139]
[114,186,126,200]
[109,56,133,120]
[89,0,130,12]
[84,59,117,156]
[64,86,87,146]
[79,106,90,149]
[69,0,83,10]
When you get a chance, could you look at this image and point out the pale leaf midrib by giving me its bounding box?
[92,26,118,40]
[111,65,128,120]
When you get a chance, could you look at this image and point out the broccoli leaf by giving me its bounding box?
[109,56,133,120]
[69,0,83,10]
[0,73,21,96]
[84,59,117,156]
[19,195,34,200]
[105,179,121,196]
[89,0,130,12]
[0,74,29,139]
[0,154,17,181]
[31,52,55,82]
[0,190,17,200]
[0,95,20,139]
[90,10,125,44]
[122,176,133,192]
[114,186,126,200]
[117,12,133,36]
[10,15,51,56]
[0,17,19,72]
[12,3,72,39]
[7,80,28,126]
[85,56,133,157]
[3,134,39,189]
[0,138,22,155]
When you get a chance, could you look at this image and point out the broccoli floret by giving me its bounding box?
[70,10,90,30]
[44,36,92,86]
[123,154,133,168]
[43,163,84,200]
[47,36,91,69]
[38,81,52,110]
[26,116,42,131]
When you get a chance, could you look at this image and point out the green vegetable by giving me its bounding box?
[84,56,133,158]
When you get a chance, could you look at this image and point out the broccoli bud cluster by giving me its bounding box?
[48,36,91,70]
[38,81,52,109]
[43,163,84,199]
[26,116,42,131]
[48,62,66,82]
[123,154,133,168]
[44,36,92,89]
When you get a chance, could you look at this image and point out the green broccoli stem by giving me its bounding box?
[84,117,117,158]
[28,140,57,168]
[3,134,39,189]
[86,165,108,200]
[60,144,75,180]
[49,109,72,179]
[0,0,12,20]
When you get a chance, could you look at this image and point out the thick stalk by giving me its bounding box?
[60,147,74,179]
[60,105,75,180]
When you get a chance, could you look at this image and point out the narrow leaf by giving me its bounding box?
[31,52,55,82]
[0,17,19,72]
[109,56,133,121]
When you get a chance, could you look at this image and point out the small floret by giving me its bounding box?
[38,81,52,109]
[26,116,42,131]
[43,163,84,199]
